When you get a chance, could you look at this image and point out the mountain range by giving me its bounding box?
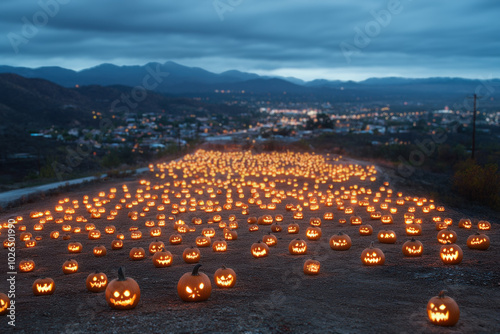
[1,61,499,100]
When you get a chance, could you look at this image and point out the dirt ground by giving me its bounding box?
[0,152,499,334]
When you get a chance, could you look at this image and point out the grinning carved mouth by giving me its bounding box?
[89,281,106,288]
[428,310,449,322]
[36,283,53,292]
[364,257,381,263]
[440,251,459,261]
[110,295,136,306]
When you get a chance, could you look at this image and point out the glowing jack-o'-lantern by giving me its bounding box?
[458,219,472,229]
[477,221,491,231]
[440,243,463,265]
[152,248,173,267]
[177,264,212,302]
[149,240,165,254]
[359,224,373,236]
[93,245,107,257]
[293,212,304,220]
[105,267,140,310]
[258,215,274,225]
[377,230,397,244]
[212,240,228,252]
[350,216,362,225]
[62,259,78,274]
[287,223,299,234]
[405,224,422,236]
[370,211,382,220]
[202,228,216,238]
[251,241,269,258]
[303,259,320,275]
[68,242,82,253]
[305,227,322,241]
[150,227,162,237]
[129,247,146,261]
[169,234,182,245]
[88,230,101,240]
[33,277,55,296]
[323,212,334,220]
[214,266,236,288]
[466,233,490,250]
[262,233,278,247]
[381,215,393,224]
[19,259,35,273]
[361,242,385,266]
[224,229,238,240]
[309,218,322,227]
[50,231,60,239]
[329,232,352,251]
[0,293,9,315]
[247,217,257,224]
[86,272,108,292]
[111,239,124,250]
[183,246,201,263]
[402,238,423,257]
[288,238,307,255]
[437,230,457,244]
[427,291,460,326]
[271,224,282,233]
[196,236,212,248]
[130,231,142,240]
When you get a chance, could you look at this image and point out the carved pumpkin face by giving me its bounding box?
[169,234,182,245]
[224,230,238,240]
[477,221,491,230]
[33,277,55,296]
[130,231,142,240]
[0,293,9,315]
[377,230,397,244]
[350,216,362,225]
[47,230,59,240]
[111,239,124,250]
[440,244,463,264]
[288,238,307,255]
[62,259,78,274]
[427,291,460,326]
[370,211,382,220]
[361,242,385,266]
[249,225,259,232]
[359,224,373,236]
[309,218,322,227]
[437,230,457,244]
[329,232,352,251]
[25,239,37,248]
[381,215,393,224]
[149,241,165,254]
[68,242,82,253]
[458,219,472,229]
[271,224,282,233]
[251,241,269,258]
[202,228,216,238]
[88,230,101,240]
[287,223,299,234]
[305,227,322,240]
[405,224,422,236]
[183,247,201,263]
[466,233,490,250]
[212,240,227,252]
[303,259,320,275]
[177,264,212,302]
[150,227,162,237]
[262,233,278,247]
[258,215,273,225]
[129,247,146,260]
[323,212,334,220]
[152,249,173,267]
[105,267,140,310]
[214,266,236,288]
[19,259,35,273]
[402,238,423,257]
[93,245,107,257]
[196,236,212,247]
[86,272,108,292]
[293,212,304,220]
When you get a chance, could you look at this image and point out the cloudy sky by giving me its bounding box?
[1,0,498,81]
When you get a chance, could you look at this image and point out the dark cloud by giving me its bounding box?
[1,0,498,80]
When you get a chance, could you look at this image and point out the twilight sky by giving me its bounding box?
[1,0,499,81]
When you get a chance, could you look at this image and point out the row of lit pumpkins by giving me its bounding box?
[0,266,462,327]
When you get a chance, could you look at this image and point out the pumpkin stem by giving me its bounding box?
[221,265,227,269]
[438,290,447,298]
[192,264,202,275]
[370,241,374,248]
[410,237,416,242]
[118,267,126,281]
